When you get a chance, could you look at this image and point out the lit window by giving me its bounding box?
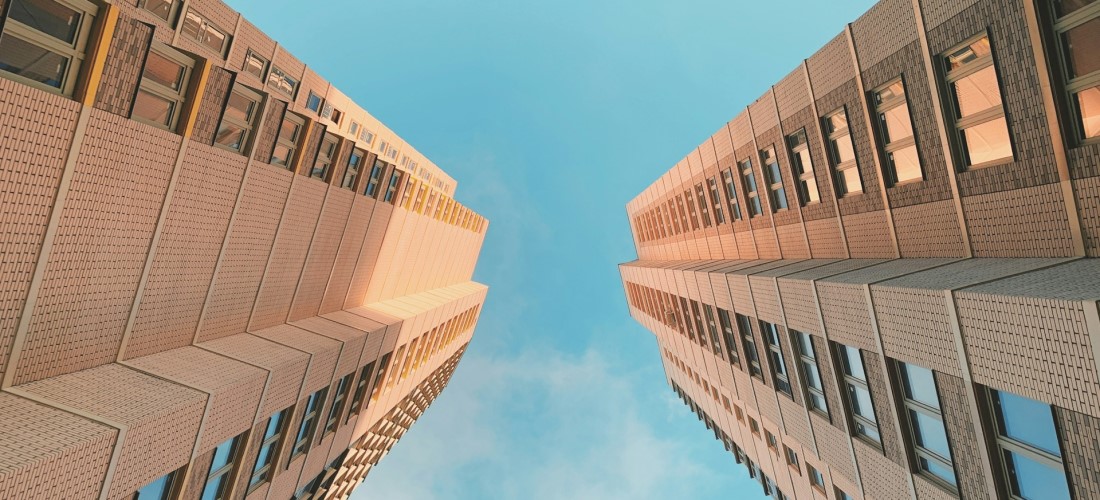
[305,90,323,113]
[741,159,763,216]
[836,344,881,443]
[706,177,725,224]
[824,108,862,195]
[133,469,179,499]
[180,9,229,56]
[694,183,712,227]
[943,35,1013,167]
[248,407,290,490]
[737,314,762,378]
[897,362,957,487]
[291,388,327,458]
[720,169,743,220]
[132,43,194,131]
[0,0,99,96]
[201,433,244,500]
[701,305,723,359]
[368,353,392,401]
[383,170,402,203]
[214,84,263,154]
[324,373,353,435]
[761,147,787,211]
[267,66,298,98]
[808,464,826,491]
[347,361,377,422]
[270,112,304,169]
[787,129,820,204]
[988,389,1071,500]
[1049,0,1100,141]
[794,330,828,416]
[342,147,366,190]
[310,132,339,180]
[873,79,923,185]
[761,321,792,396]
[242,49,268,80]
[138,0,179,23]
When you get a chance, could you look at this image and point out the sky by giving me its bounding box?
[229,1,876,498]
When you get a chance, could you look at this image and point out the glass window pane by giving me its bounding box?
[810,393,827,411]
[877,81,906,103]
[143,51,185,91]
[794,148,813,175]
[223,92,255,123]
[881,105,914,143]
[838,166,862,194]
[202,25,226,52]
[918,456,958,486]
[1055,0,1097,16]
[1062,17,1100,79]
[890,144,922,182]
[253,443,272,471]
[802,178,820,203]
[278,119,299,142]
[802,360,822,388]
[181,11,202,39]
[9,0,81,44]
[910,410,951,458]
[0,35,68,89]
[849,385,875,420]
[901,363,939,408]
[828,112,848,134]
[947,36,992,70]
[962,117,1013,165]
[214,123,245,150]
[266,413,283,437]
[143,0,174,21]
[1004,450,1072,500]
[833,135,856,163]
[271,144,292,165]
[210,438,235,470]
[841,346,865,379]
[133,90,175,126]
[135,473,172,499]
[1078,85,1100,139]
[200,475,224,500]
[995,391,1061,455]
[954,66,1004,118]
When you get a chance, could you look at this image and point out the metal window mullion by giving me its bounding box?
[956,106,1005,130]
[1066,71,1100,93]
[1053,3,1100,31]
[946,55,994,83]
[996,436,1064,469]
[884,135,917,152]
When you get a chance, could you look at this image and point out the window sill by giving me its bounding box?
[962,157,1014,171]
[889,177,924,188]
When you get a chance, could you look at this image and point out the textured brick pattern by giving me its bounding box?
[191,66,235,146]
[127,143,247,358]
[200,333,309,418]
[346,203,394,308]
[250,179,328,330]
[0,80,79,381]
[321,197,377,313]
[807,34,855,98]
[197,164,293,342]
[851,0,916,68]
[230,18,277,87]
[892,200,965,257]
[841,210,894,258]
[289,189,354,321]
[935,372,991,500]
[253,98,287,164]
[817,283,876,351]
[298,123,327,174]
[1076,176,1100,257]
[20,364,206,497]
[963,184,1074,257]
[871,287,960,376]
[1057,407,1100,500]
[922,0,981,30]
[862,351,904,466]
[0,393,116,500]
[16,111,179,384]
[853,439,909,500]
[253,324,340,396]
[94,15,153,117]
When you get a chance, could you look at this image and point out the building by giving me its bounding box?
[0,0,487,499]
[619,0,1100,499]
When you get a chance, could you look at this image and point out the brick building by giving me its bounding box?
[0,0,487,498]
[620,0,1099,499]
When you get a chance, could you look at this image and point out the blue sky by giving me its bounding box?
[229,1,876,498]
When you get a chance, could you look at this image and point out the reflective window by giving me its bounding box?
[267,66,299,98]
[808,464,825,490]
[787,129,820,204]
[324,373,353,435]
[202,434,244,500]
[1050,1,1100,140]
[898,363,957,487]
[836,343,880,443]
[364,159,387,198]
[248,407,290,490]
[271,112,304,169]
[716,308,741,366]
[341,147,366,190]
[761,321,792,396]
[243,49,268,80]
[180,9,229,56]
[215,84,263,154]
[694,183,712,227]
[761,147,787,211]
[794,330,828,415]
[737,314,762,378]
[292,388,327,458]
[134,470,177,499]
[139,0,179,23]
[305,90,323,113]
[347,361,377,421]
[874,78,923,184]
[132,43,193,131]
[824,108,862,196]
[702,304,723,359]
[741,159,762,216]
[706,177,725,224]
[989,389,1070,500]
[944,35,1013,167]
[0,0,98,96]
[311,133,340,180]
[720,169,743,220]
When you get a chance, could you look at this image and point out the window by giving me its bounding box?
[0,0,99,96]
[180,9,229,56]
[267,66,298,98]
[138,0,179,23]
[305,90,323,113]
[291,388,327,458]
[784,445,800,472]
[824,108,862,195]
[324,373,353,435]
[706,177,725,224]
[349,121,360,136]
[943,34,1013,167]
[835,344,881,443]
[761,148,787,211]
[134,470,178,499]
[988,389,1071,500]
[718,308,743,364]
[749,416,760,435]
[248,407,290,490]
[761,321,792,395]
[201,434,244,500]
[702,305,723,358]
[873,79,922,185]
[808,464,826,491]
[242,49,268,79]
[720,169,743,220]
[794,330,828,415]
[383,170,402,203]
[735,405,744,422]
[310,133,339,180]
[737,314,762,378]
[132,43,194,131]
[765,430,777,450]
[694,184,712,227]
[1049,0,1100,141]
[330,107,343,125]
[271,112,304,169]
[214,84,263,154]
[347,362,376,421]
[897,362,957,487]
[369,353,392,401]
[787,129,820,204]
[342,147,366,190]
[740,158,764,217]
[359,128,375,146]
[836,487,854,500]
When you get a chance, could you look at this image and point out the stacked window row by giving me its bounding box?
[628,281,1076,499]
[633,14,1100,244]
